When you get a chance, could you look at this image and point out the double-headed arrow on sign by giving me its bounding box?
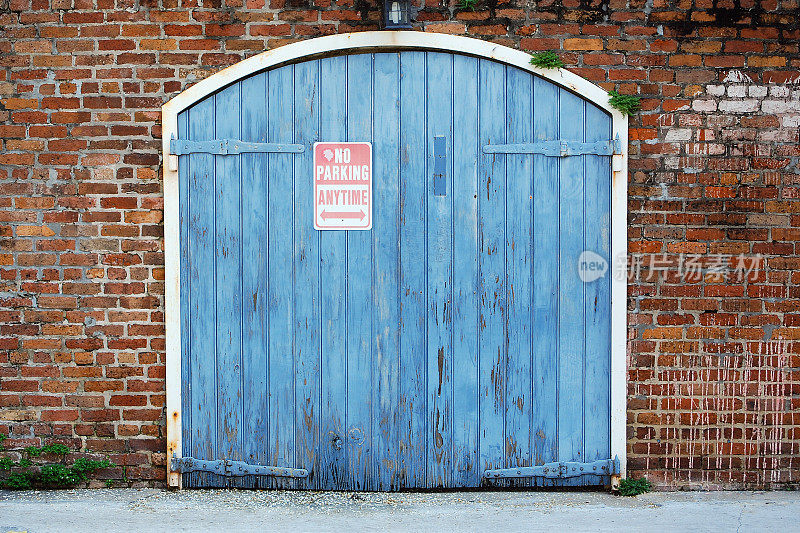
[320,210,366,221]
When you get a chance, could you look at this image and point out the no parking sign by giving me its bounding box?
[313,142,372,230]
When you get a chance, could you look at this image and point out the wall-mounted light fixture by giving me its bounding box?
[383,0,412,29]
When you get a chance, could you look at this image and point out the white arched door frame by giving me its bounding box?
[162,31,628,489]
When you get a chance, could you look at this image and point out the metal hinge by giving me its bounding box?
[483,135,621,157]
[171,455,309,478]
[483,456,619,480]
[170,138,305,156]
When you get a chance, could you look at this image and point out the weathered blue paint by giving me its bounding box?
[267,64,295,490]
[531,75,560,487]
[451,53,480,488]
[239,71,269,489]
[214,82,243,490]
[186,94,218,489]
[179,52,612,490]
[397,51,427,489]
[426,52,454,488]
[318,55,348,490]
[583,101,613,486]
[293,58,321,490]
[177,104,191,486]
[345,54,374,491]
[477,58,507,479]
[372,51,401,490]
[557,91,587,488]
[505,64,533,488]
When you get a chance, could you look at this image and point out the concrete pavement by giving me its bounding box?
[2,488,798,532]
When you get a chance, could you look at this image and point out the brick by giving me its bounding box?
[424,23,466,35]
[139,39,177,51]
[563,38,603,51]
[109,394,147,406]
[16,225,57,237]
[164,24,203,36]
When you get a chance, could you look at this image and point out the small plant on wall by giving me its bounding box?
[530,51,565,69]
[457,0,478,10]
[608,90,641,116]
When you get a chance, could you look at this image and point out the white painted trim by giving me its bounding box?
[162,31,628,488]
[610,120,628,480]
[162,91,181,489]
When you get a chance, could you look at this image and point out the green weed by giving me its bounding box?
[618,477,653,496]
[529,51,565,69]
[608,90,641,116]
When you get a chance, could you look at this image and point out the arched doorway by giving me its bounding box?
[162,32,628,490]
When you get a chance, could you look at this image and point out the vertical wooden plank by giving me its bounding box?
[214,83,243,487]
[177,109,192,487]
[345,53,373,490]
[186,95,218,487]
[293,60,321,489]
[504,67,533,483]
[318,55,348,490]
[477,59,507,477]
[531,76,560,485]
[425,52,454,489]
[583,103,612,485]
[267,64,296,488]
[397,51,427,489]
[372,52,401,491]
[557,88,586,486]
[240,72,269,489]
[451,54,480,488]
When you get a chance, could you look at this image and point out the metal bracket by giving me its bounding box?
[483,135,620,157]
[483,456,620,480]
[170,138,305,156]
[611,134,624,171]
[171,456,309,478]
[432,135,447,197]
[612,133,622,155]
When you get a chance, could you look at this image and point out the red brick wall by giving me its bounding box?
[1,0,798,488]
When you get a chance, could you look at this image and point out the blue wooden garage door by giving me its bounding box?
[177,51,612,490]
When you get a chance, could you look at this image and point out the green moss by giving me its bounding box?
[608,90,641,116]
[529,51,565,69]
[618,477,653,496]
[0,457,15,470]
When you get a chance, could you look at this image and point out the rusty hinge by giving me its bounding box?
[171,455,309,478]
[483,456,619,480]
